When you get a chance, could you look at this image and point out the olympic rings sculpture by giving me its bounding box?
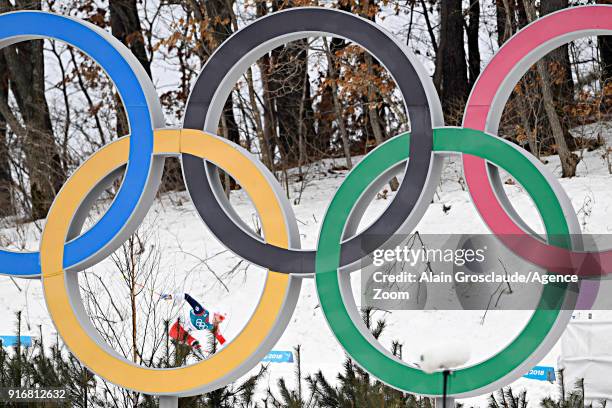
[0,5,610,399]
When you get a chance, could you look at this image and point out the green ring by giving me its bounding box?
[315,127,573,395]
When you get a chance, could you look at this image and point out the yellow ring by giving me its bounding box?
[41,129,298,395]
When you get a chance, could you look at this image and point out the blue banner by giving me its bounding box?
[262,350,294,363]
[0,335,32,347]
[524,366,556,382]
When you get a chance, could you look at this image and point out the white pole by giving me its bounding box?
[436,396,455,408]
[159,396,178,408]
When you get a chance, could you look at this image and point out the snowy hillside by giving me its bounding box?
[1,121,612,406]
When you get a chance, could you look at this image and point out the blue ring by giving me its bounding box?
[0,12,154,276]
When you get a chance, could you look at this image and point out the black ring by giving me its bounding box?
[182,7,437,274]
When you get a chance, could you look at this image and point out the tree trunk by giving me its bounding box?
[497,0,538,156]
[523,0,578,177]
[421,0,438,55]
[539,0,576,150]
[110,0,150,138]
[246,67,273,169]
[597,0,612,111]
[110,0,151,75]
[355,0,398,189]
[257,50,279,169]
[247,0,318,172]
[434,0,469,123]
[271,38,316,167]
[189,0,239,146]
[364,53,399,190]
[323,38,352,169]
[495,0,514,46]
[0,52,13,217]
[540,0,574,103]
[1,0,65,221]
[365,55,385,148]
[255,0,279,170]
[108,0,191,196]
[466,1,481,88]
[497,0,576,158]
[266,0,316,168]
[203,0,242,192]
[317,37,345,160]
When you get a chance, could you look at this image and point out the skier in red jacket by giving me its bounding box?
[162,292,226,351]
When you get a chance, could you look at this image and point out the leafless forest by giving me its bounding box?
[0,0,608,224]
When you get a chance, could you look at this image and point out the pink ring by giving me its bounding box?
[463,6,612,277]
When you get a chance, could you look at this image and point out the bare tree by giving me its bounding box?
[323,37,352,170]
[434,0,469,123]
[0,52,13,217]
[540,0,577,152]
[110,0,151,138]
[597,0,612,112]
[0,0,66,220]
[466,0,481,88]
[80,222,172,408]
[540,0,574,105]
[522,0,578,177]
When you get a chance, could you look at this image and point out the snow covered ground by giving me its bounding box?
[1,121,612,406]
